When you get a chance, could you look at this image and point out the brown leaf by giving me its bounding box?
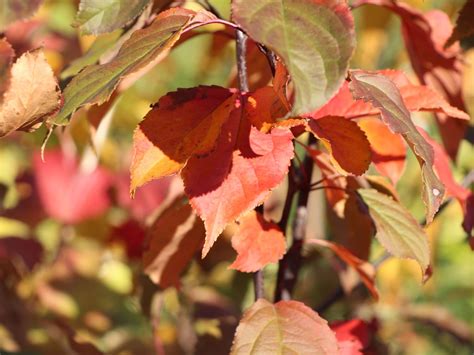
[0,49,61,137]
[143,196,205,288]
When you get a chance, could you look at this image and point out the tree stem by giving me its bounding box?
[274,135,316,301]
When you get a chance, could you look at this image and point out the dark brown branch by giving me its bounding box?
[274,135,316,301]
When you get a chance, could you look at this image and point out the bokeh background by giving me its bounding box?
[0,0,472,354]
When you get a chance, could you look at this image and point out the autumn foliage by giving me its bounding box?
[0,0,473,354]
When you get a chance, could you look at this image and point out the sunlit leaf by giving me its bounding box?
[232,0,355,115]
[0,49,61,137]
[55,8,216,124]
[131,86,236,192]
[182,112,294,257]
[308,116,371,176]
[75,0,151,35]
[349,70,444,223]
[358,188,430,278]
[231,299,339,354]
[229,211,286,272]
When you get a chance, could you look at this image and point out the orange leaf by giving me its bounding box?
[309,116,371,176]
[143,197,205,288]
[182,110,294,257]
[131,86,236,192]
[231,299,339,354]
[0,38,14,94]
[358,116,406,184]
[229,211,286,272]
[0,49,61,137]
[307,239,379,300]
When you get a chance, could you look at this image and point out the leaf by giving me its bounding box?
[33,150,111,224]
[131,86,236,192]
[358,188,430,278]
[60,30,122,79]
[308,239,378,299]
[229,211,286,272]
[245,86,289,132]
[54,8,216,124]
[0,0,43,31]
[446,0,474,48]
[358,116,406,184]
[308,116,371,176]
[353,0,468,158]
[330,319,372,355]
[142,197,205,288]
[307,148,348,216]
[182,111,294,257]
[0,38,15,94]
[349,70,444,223]
[74,0,151,35]
[418,128,473,238]
[232,0,355,115]
[231,299,339,354]
[0,49,61,137]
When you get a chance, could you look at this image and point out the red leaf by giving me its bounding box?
[131,86,236,191]
[353,0,469,158]
[307,239,379,300]
[330,319,372,355]
[33,150,111,224]
[229,211,286,272]
[182,109,294,257]
[308,116,371,176]
[142,197,205,288]
[109,219,146,260]
[358,116,406,184]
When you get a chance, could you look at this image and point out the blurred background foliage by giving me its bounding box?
[0,0,472,354]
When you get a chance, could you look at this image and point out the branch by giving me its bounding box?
[274,135,316,301]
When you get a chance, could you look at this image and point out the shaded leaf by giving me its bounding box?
[308,148,348,216]
[131,86,236,191]
[358,116,406,184]
[349,70,444,223]
[0,49,61,137]
[446,0,474,48]
[308,116,371,176]
[33,150,111,224]
[143,197,205,288]
[358,188,430,278]
[0,0,42,31]
[308,239,378,300]
[0,38,15,93]
[231,299,339,354]
[245,86,289,132]
[182,111,294,257]
[74,0,151,35]
[55,8,216,124]
[229,211,286,272]
[232,0,355,115]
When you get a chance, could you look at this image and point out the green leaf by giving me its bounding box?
[60,30,122,79]
[349,70,445,223]
[74,0,151,35]
[55,8,215,125]
[358,188,430,278]
[232,0,355,115]
[0,0,43,31]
